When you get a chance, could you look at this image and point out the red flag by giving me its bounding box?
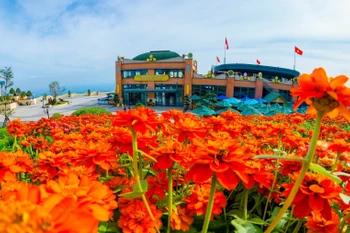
[295,46,303,55]
[216,56,220,63]
[256,59,261,65]
[225,37,229,50]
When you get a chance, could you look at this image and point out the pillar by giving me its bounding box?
[226,78,234,98]
[255,79,263,98]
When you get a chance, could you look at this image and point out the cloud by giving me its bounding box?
[0,0,350,92]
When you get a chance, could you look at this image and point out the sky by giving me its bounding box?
[0,0,350,94]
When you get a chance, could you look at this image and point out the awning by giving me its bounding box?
[123,89,181,93]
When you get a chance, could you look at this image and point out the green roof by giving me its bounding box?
[133,50,181,61]
[263,92,287,103]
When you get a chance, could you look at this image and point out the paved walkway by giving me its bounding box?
[1,95,185,123]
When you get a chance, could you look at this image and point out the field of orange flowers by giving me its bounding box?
[0,108,349,233]
[1,68,350,233]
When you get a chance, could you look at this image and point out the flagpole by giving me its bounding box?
[224,36,226,64]
[293,50,296,70]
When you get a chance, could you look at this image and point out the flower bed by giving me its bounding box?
[1,68,350,233]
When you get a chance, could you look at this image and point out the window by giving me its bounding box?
[234,87,255,99]
[122,70,148,79]
[155,69,185,78]
[279,90,292,101]
[191,85,226,97]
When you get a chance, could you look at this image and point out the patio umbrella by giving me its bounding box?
[217,95,227,100]
[265,110,276,116]
[256,98,267,103]
[217,107,239,114]
[241,96,251,102]
[225,98,241,105]
[256,105,272,114]
[241,108,262,116]
[215,100,232,107]
[189,94,201,100]
[192,106,216,116]
[253,102,266,108]
[245,99,259,105]
[236,101,248,111]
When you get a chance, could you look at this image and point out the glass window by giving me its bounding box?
[122,70,148,79]
[154,69,185,78]
[234,87,255,99]
[191,85,226,97]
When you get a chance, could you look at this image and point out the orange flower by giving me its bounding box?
[113,107,159,134]
[305,210,340,233]
[171,205,194,232]
[150,140,181,170]
[291,67,350,119]
[118,198,162,233]
[185,184,226,219]
[173,117,207,142]
[282,172,342,220]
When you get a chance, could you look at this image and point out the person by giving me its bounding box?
[183,95,190,113]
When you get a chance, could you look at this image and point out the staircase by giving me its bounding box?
[262,79,274,93]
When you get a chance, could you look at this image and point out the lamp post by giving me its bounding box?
[41,92,50,118]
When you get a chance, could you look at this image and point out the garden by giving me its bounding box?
[1,68,350,233]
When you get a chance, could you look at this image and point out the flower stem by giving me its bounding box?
[264,111,324,233]
[201,173,217,233]
[167,165,173,233]
[291,219,303,233]
[131,130,155,222]
[331,151,340,173]
[243,189,249,220]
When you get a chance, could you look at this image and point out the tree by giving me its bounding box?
[49,81,66,101]
[0,67,15,126]
[15,87,21,95]
[20,92,27,99]
[87,89,91,96]
[9,88,15,95]
[26,90,33,97]
[68,90,71,97]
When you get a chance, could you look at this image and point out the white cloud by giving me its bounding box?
[0,0,350,92]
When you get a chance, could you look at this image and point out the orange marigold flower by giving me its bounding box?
[291,67,350,119]
[305,210,340,233]
[173,117,207,143]
[185,184,226,219]
[118,198,162,233]
[282,172,342,220]
[171,205,194,232]
[113,107,159,134]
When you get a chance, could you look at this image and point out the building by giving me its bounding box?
[115,50,300,106]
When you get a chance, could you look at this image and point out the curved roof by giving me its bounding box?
[214,63,300,78]
[133,50,181,61]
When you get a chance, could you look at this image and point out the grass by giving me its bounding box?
[71,107,111,116]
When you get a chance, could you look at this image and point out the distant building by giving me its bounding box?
[115,50,300,106]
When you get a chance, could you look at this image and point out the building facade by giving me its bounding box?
[115,50,300,106]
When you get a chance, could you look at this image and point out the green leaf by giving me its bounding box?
[231,219,258,233]
[208,219,226,229]
[98,222,121,233]
[309,163,342,184]
[266,207,289,230]
[118,191,144,198]
[248,217,267,226]
[227,209,244,219]
[172,226,198,233]
[132,179,148,192]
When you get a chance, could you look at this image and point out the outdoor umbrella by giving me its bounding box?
[241,108,262,116]
[217,95,227,100]
[236,101,248,111]
[192,106,216,116]
[265,110,276,116]
[241,96,251,102]
[217,107,239,114]
[253,102,266,108]
[225,98,241,105]
[189,94,201,101]
[245,99,259,105]
[256,105,272,114]
[215,100,232,107]
[256,98,267,103]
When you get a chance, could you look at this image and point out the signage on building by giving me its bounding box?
[134,74,169,82]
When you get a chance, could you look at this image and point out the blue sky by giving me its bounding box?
[1,0,350,93]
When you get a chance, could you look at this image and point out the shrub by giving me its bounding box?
[87,89,91,96]
[135,102,145,108]
[71,107,111,116]
[51,113,63,119]
[20,92,27,99]
[68,90,71,97]
[9,88,15,95]
[26,90,33,97]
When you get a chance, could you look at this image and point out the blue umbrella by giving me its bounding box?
[256,98,267,103]
[192,106,216,116]
[215,100,232,107]
[245,99,259,105]
[217,95,227,100]
[241,97,251,102]
[225,98,241,105]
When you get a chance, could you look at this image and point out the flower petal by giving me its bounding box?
[330,75,348,90]
[309,194,324,211]
[216,170,240,190]
[185,164,213,183]
[293,196,312,218]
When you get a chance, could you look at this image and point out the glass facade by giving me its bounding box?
[279,90,292,102]
[155,84,183,106]
[122,84,148,105]
[233,87,255,99]
[191,85,226,97]
[122,70,148,79]
[155,69,185,78]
